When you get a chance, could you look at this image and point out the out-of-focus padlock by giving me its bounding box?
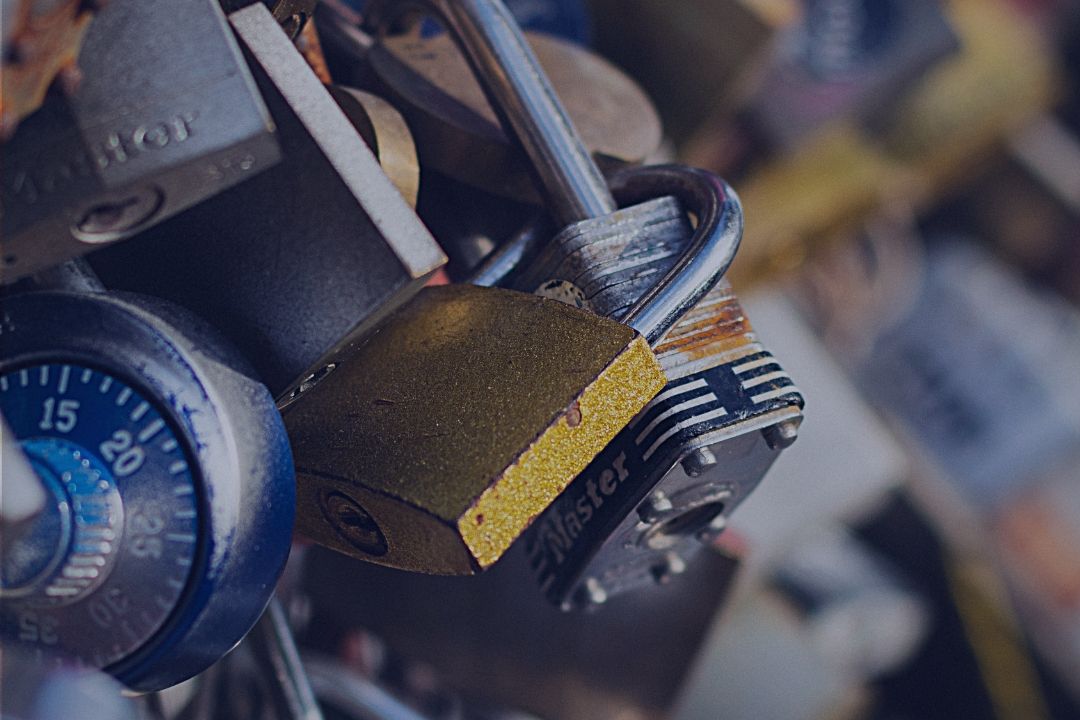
[357,28,663,204]
[0,0,282,283]
[89,3,446,404]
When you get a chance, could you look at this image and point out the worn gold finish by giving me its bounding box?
[458,333,658,567]
[330,85,421,207]
[285,284,665,574]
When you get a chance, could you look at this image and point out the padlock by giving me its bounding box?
[88,3,446,405]
[283,283,664,575]
[0,262,295,692]
[493,165,802,608]
[522,279,804,609]
[355,28,663,205]
[0,0,282,283]
[284,0,743,576]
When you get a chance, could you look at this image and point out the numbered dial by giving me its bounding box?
[0,363,201,670]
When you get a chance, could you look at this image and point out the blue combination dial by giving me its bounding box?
[1,364,200,670]
[0,290,295,692]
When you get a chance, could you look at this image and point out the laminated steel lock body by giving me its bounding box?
[524,281,804,608]
[501,164,803,608]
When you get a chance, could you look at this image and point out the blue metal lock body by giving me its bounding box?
[0,291,295,692]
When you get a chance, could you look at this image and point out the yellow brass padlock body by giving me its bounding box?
[285,284,665,574]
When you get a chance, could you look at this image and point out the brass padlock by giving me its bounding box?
[284,284,664,574]
[288,0,741,576]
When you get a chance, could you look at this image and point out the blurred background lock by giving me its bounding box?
[0,0,282,283]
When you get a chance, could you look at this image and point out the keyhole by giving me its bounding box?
[72,187,164,243]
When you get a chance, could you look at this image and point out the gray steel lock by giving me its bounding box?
[492,165,803,608]
[0,0,281,283]
[89,3,446,405]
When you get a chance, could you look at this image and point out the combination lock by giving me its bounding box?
[0,289,295,692]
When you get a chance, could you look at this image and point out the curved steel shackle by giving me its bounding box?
[362,0,615,225]
[364,0,744,345]
[609,164,744,345]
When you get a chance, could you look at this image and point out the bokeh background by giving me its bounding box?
[578,1,1080,718]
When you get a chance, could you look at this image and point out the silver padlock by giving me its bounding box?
[0,0,281,283]
[522,278,804,609]
[89,4,446,405]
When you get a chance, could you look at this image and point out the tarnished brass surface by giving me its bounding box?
[285,284,666,574]
[330,85,420,207]
[367,30,663,203]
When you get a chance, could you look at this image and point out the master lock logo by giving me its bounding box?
[528,450,631,567]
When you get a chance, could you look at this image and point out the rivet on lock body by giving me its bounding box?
[87,3,446,404]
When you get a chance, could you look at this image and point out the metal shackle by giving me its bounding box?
[608,164,743,345]
[364,0,615,226]
[364,0,743,345]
